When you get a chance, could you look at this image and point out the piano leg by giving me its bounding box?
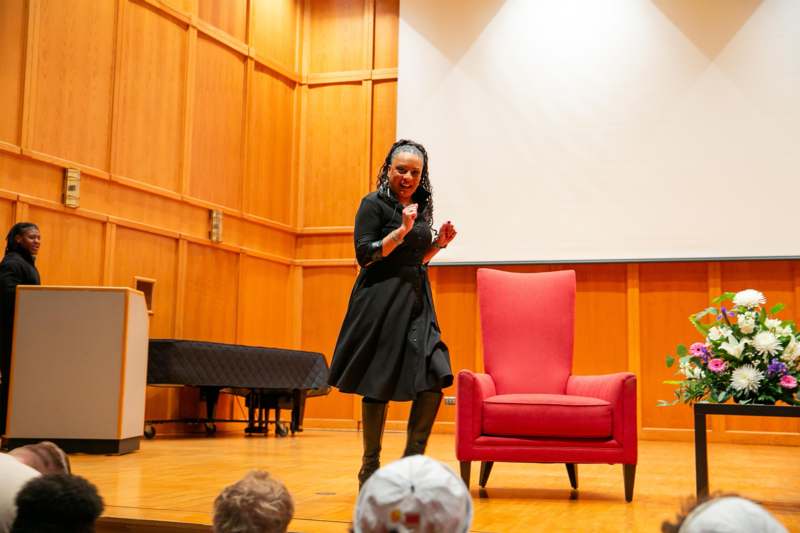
[291,390,307,434]
[200,387,220,435]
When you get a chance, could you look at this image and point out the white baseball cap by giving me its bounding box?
[679,496,788,533]
[354,455,473,533]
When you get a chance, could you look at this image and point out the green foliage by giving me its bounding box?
[712,292,735,304]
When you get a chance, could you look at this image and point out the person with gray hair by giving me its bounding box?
[213,471,294,533]
[327,140,458,489]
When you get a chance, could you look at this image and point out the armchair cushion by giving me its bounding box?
[482,393,613,439]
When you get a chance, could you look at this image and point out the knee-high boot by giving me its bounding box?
[403,390,443,457]
[359,398,388,489]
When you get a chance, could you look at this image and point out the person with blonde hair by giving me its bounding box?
[213,471,294,533]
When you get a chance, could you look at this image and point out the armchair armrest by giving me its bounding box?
[567,372,637,462]
[456,370,496,454]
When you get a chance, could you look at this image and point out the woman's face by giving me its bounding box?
[387,151,423,205]
[15,227,41,256]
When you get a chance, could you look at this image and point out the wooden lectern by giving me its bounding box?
[4,286,149,454]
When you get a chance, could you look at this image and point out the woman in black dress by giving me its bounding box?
[328,140,458,487]
[0,222,41,435]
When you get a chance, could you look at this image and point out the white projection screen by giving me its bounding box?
[397,0,800,264]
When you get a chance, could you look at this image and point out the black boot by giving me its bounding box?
[403,390,443,457]
[358,398,388,489]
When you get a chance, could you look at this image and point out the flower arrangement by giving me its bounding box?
[661,289,800,406]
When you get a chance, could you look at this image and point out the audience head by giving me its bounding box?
[5,222,40,257]
[213,470,294,533]
[662,494,787,533]
[10,474,103,533]
[354,455,473,533]
[9,441,70,475]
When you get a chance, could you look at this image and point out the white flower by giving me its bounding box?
[752,331,781,357]
[720,336,748,359]
[765,318,782,330]
[781,337,800,366]
[733,289,766,309]
[680,362,704,380]
[707,326,732,343]
[707,327,724,342]
[738,313,756,334]
[731,365,764,393]
[777,324,794,337]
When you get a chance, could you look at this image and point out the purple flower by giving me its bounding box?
[767,358,787,377]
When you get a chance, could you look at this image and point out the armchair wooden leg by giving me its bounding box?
[565,463,578,489]
[479,461,494,488]
[460,461,471,487]
[623,464,636,502]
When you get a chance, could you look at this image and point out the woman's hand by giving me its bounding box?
[435,221,457,248]
[401,204,418,234]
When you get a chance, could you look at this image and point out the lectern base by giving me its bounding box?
[3,436,140,455]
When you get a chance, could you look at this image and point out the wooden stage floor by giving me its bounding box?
[73,429,800,532]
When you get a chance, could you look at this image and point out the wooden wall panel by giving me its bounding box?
[246,67,295,224]
[252,0,298,70]
[0,152,62,202]
[296,234,353,260]
[301,266,358,421]
[639,263,708,432]
[303,83,365,227]
[370,80,396,185]
[112,227,178,337]
[0,200,14,230]
[29,0,116,171]
[425,266,478,423]
[308,0,366,73]
[182,243,239,343]
[198,0,247,43]
[571,263,629,376]
[160,0,193,15]
[238,256,292,347]
[721,260,800,434]
[113,0,186,192]
[27,207,104,285]
[190,36,245,208]
[227,219,295,259]
[0,0,26,146]
[373,0,398,69]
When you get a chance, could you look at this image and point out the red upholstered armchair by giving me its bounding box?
[456,269,637,501]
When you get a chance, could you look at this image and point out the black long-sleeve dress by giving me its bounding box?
[0,249,41,433]
[327,186,453,402]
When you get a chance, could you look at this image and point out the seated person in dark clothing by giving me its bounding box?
[0,222,41,435]
[10,474,103,533]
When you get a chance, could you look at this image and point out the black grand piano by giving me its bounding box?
[145,339,329,438]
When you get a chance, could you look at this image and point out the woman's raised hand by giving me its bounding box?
[436,221,457,247]
[401,204,418,233]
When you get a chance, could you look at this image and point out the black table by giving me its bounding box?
[694,403,800,497]
[146,339,329,438]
